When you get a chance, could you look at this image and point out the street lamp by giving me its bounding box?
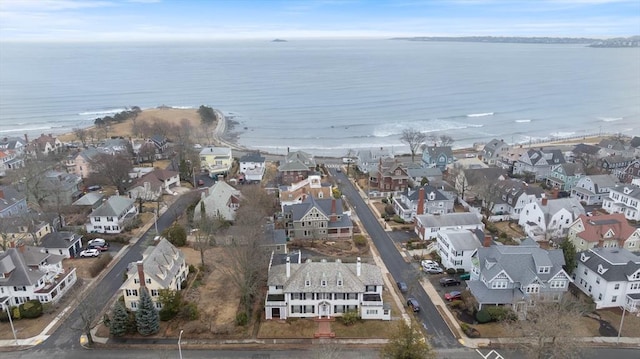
[178,329,184,359]
[1,301,19,346]
[617,301,628,344]
[154,209,159,235]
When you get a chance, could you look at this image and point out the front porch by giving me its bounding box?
[34,267,78,304]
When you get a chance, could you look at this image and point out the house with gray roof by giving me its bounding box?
[278,151,317,185]
[193,181,241,222]
[482,179,545,220]
[454,167,508,201]
[518,197,585,241]
[0,244,78,307]
[86,196,137,234]
[126,168,181,201]
[71,147,106,179]
[620,159,640,184]
[422,145,454,171]
[265,257,390,320]
[356,147,393,174]
[414,212,484,241]
[545,163,585,192]
[40,231,83,258]
[598,155,634,177]
[120,237,188,311]
[467,238,571,314]
[571,174,620,205]
[239,152,266,182]
[405,162,443,186]
[393,185,454,222]
[0,185,28,219]
[481,138,510,165]
[72,191,105,209]
[282,196,352,240]
[436,229,484,272]
[40,170,83,206]
[602,183,640,221]
[573,247,640,312]
[513,148,566,180]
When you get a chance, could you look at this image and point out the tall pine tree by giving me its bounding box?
[109,301,130,337]
[135,288,160,336]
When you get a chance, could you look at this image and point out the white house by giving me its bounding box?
[393,185,454,222]
[571,174,620,205]
[602,183,640,221]
[239,152,266,183]
[513,148,566,180]
[573,247,640,312]
[467,238,571,313]
[436,229,484,272]
[39,231,84,258]
[518,197,585,241]
[86,196,138,234]
[481,138,510,165]
[414,212,484,241]
[0,245,77,307]
[120,238,188,311]
[264,257,390,321]
[127,168,181,201]
[482,179,544,220]
[193,181,241,222]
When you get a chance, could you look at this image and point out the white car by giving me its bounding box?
[421,259,438,268]
[88,238,106,246]
[80,248,100,258]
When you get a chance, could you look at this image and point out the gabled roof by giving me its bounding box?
[73,192,104,206]
[537,197,585,220]
[463,167,508,187]
[579,247,640,282]
[284,196,344,221]
[571,213,637,244]
[279,151,316,172]
[552,162,584,177]
[415,212,483,228]
[572,143,601,156]
[490,179,544,205]
[193,181,241,221]
[0,246,64,287]
[610,183,640,199]
[199,146,232,157]
[125,238,185,288]
[405,164,442,179]
[598,138,627,151]
[133,169,179,189]
[482,139,509,157]
[577,174,620,193]
[76,147,103,162]
[40,231,82,249]
[0,185,26,213]
[522,148,565,166]
[90,196,135,217]
[268,259,383,293]
[424,146,453,159]
[405,185,448,202]
[239,152,265,163]
[630,136,640,149]
[441,229,483,251]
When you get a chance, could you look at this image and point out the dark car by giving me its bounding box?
[444,291,462,301]
[396,281,408,293]
[88,242,110,252]
[439,278,461,287]
[407,298,420,312]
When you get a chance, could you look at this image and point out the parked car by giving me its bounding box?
[88,238,106,246]
[396,281,408,293]
[423,266,443,274]
[88,242,110,251]
[407,298,420,312]
[444,291,462,301]
[439,278,461,287]
[459,273,471,280]
[79,248,100,258]
[421,259,438,268]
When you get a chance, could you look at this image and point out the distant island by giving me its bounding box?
[391,36,640,48]
[272,39,288,42]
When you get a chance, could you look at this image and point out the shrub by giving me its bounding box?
[449,300,464,310]
[392,215,405,224]
[89,253,113,277]
[381,198,388,204]
[339,310,360,326]
[235,311,248,326]
[384,204,395,215]
[179,302,199,321]
[475,309,491,324]
[19,300,43,319]
[163,224,187,247]
[0,307,15,322]
[353,235,367,247]
[188,264,196,273]
[446,268,456,275]
[486,306,516,322]
[460,323,480,338]
[180,280,188,289]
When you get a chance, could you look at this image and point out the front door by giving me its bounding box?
[272,307,281,319]
[320,301,330,317]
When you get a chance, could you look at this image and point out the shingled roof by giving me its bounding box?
[579,247,640,282]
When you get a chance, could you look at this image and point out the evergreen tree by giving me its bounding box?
[135,288,160,336]
[109,301,129,337]
[560,238,578,275]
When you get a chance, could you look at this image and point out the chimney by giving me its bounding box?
[286,256,291,278]
[417,187,425,215]
[0,190,4,199]
[356,257,361,276]
[552,187,559,199]
[137,261,146,287]
[541,197,548,206]
[330,198,337,222]
[17,242,26,253]
[484,234,492,247]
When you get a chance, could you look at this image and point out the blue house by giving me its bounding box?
[422,146,454,171]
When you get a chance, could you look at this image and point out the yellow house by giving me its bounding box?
[120,237,188,311]
[199,146,233,176]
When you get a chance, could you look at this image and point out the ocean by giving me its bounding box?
[1,39,639,157]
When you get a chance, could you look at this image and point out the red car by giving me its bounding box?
[444,291,462,301]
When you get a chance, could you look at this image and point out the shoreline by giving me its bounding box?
[57,107,618,160]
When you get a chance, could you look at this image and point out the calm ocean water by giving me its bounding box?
[1,39,639,156]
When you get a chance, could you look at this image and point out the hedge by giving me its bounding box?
[19,300,43,319]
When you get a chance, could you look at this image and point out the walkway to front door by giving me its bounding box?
[314,317,335,338]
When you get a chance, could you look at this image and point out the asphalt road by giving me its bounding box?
[31,191,201,355]
[331,168,459,349]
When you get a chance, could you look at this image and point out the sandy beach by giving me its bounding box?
[58,107,615,158]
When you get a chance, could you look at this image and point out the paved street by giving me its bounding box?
[331,168,460,349]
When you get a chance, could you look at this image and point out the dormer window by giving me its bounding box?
[538,266,550,274]
[305,279,311,286]
[321,279,327,287]
[580,253,590,262]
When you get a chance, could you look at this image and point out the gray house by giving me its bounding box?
[283,196,352,240]
[513,148,566,180]
[481,139,510,165]
[393,185,454,222]
[571,174,620,205]
[467,238,572,315]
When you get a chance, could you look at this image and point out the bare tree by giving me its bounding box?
[505,297,587,359]
[73,127,88,147]
[192,203,228,268]
[89,153,133,194]
[439,134,454,147]
[138,143,157,166]
[221,185,276,315]
[7,157,52,209]
[381,320,435,359]
[69,281,99,346]
[400,128,427,163]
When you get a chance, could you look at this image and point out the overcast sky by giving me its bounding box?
[1,0,639,42]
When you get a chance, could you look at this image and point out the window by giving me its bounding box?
[126,289,138,297]
[366,309,378,315]
[598,294,603,300]
[130,302,137,309]
[95,217,101,222]
[612,296,618,303]
[151,289,159,296]
[155,302,162,309]
[146,278,151,284]
[596,278,600,284]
